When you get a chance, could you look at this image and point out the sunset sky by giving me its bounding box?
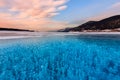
[0,0,120,31]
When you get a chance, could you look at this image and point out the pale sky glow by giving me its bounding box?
[0,0,120,31]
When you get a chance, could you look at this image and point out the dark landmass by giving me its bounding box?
[58,15,120,32]
[0,28,34,32]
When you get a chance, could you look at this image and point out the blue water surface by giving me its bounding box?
[0,34,120,80]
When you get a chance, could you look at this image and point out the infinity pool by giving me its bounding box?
[0,34,120,80]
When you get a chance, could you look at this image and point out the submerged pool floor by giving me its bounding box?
[0,35,120,80]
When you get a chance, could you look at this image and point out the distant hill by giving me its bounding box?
[0,28,34,32]
[58,15,120,32]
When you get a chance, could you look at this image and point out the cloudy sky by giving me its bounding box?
[0,0,120,31]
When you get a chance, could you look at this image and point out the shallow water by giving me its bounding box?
[0,34,120,80]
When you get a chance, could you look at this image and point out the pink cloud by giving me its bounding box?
[111,2,120,9]
[0,18,69,31]
[5,0,68,18]
[58,5,67,11]
[87,2,120,21]
[0,0,69,31]
[0,1,5,7]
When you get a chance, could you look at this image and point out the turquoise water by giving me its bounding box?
[0,34,120,80]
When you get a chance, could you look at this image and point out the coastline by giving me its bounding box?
[1,31,120,40]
